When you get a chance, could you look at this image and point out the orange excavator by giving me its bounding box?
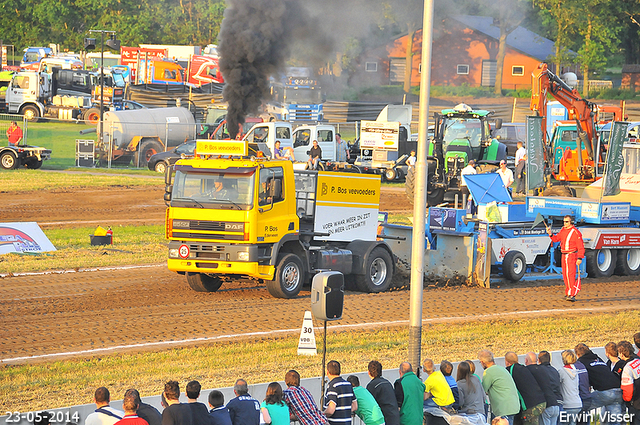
[530,63,623,183]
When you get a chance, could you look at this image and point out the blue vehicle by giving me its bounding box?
[266,67,323,122]
[21,47,53,70]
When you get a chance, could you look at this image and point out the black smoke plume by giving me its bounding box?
[218,0,332,139]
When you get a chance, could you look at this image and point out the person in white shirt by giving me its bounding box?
[460,160,477,214]
[407,150,416,168]
[514,141,527,195]
[85,387,124,425]
[497,160,514,193]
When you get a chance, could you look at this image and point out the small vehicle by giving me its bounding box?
[148,140,196,173]
[0,143,51,170]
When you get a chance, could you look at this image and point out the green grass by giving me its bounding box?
[0,169,162,192]
[1,310,638,412]
[0,225,166,274]
[23,121,97,169]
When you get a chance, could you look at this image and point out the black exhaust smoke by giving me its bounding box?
[218,0,332,139]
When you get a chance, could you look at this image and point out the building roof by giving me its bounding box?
[451,15,556,61]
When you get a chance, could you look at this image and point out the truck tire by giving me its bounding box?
[24,158,43,169]
[0,151,19,170]
[267,253,304,298]
[154,160,168,174]
[502,250,526,282]
[186,272,223,292]
[84,108,101,124]
[355,247,393,293]
[20,105,40,122]
[586,248,616,278]
[615,248,640,276]
[138,140,163,168]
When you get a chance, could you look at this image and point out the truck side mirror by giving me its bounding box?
[494,118,503,130]
[165,165,173,185]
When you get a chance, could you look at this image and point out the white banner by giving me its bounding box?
[0,222,57,255]
[360,120,400,151]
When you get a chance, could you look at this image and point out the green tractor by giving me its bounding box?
[405,103,507,206]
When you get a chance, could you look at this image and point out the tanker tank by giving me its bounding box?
[97,107,196,167]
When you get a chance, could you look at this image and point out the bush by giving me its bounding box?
[588,88,638,100]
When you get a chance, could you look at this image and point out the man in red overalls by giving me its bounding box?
[548,215,585,302]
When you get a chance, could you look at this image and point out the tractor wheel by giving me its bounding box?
[405,166,416,203]
[186,273,223,292]
[138,140,163,168]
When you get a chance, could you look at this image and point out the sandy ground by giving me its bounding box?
[1,183,639,364]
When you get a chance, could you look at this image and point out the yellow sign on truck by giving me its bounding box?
[164,145,394,298]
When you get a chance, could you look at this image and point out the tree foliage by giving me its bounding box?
[0,0,226,53]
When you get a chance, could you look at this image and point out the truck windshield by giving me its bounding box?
[283,87,321,104]
[172,170,255,210]
[442,118,482,149]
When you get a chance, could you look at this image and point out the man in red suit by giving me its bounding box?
[548,215,585,302]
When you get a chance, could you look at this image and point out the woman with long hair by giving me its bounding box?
[261,382,290,425]
[456,361,486,425]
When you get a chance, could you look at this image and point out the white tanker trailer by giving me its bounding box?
[96,107,196,167]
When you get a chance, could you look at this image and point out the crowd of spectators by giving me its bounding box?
[81,334,640,425]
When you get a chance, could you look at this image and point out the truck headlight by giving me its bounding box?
[237,252,249,261]
[169,248,180,258]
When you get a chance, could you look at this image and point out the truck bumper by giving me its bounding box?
[167,258,275,280]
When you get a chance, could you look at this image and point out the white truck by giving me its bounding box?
[242,121,350,166]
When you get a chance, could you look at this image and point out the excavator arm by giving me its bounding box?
[530,63,597,161]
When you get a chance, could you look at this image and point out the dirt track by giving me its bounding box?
[1,183,639,364]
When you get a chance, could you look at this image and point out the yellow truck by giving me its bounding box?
[164,140,395,298]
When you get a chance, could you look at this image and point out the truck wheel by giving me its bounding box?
[0,151,19,170]
[267,253,304,298]
[615,248,640,276]
[355,247,393,293]
[384,168,397,181]
[24,158,43,169]
[138,140,163,168]
[586,248,617,278]
[186,272,223,292]
[84,108,101,124]
[20,105,40,122]
[428,188,445,206]
[502,250,526,282]
[154,161,168,174]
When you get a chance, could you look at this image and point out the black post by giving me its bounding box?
[320,320,327,407]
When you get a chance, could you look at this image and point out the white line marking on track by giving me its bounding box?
[1,304,633,364]
[0,263,165,278]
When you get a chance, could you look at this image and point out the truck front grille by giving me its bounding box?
[173,231,244,241]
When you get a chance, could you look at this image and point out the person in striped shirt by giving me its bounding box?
[323,360,357,425]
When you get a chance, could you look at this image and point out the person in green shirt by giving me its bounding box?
[393,362,426,425]
[260,382,291,425]
[478,350,520,425]
[346,375,385,425]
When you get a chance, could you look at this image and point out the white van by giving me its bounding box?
[39,57,84,72]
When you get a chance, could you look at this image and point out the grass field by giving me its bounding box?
[1,311,638,412]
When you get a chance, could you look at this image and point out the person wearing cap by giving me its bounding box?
[460,159,477,214]
[497,160,514,193]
